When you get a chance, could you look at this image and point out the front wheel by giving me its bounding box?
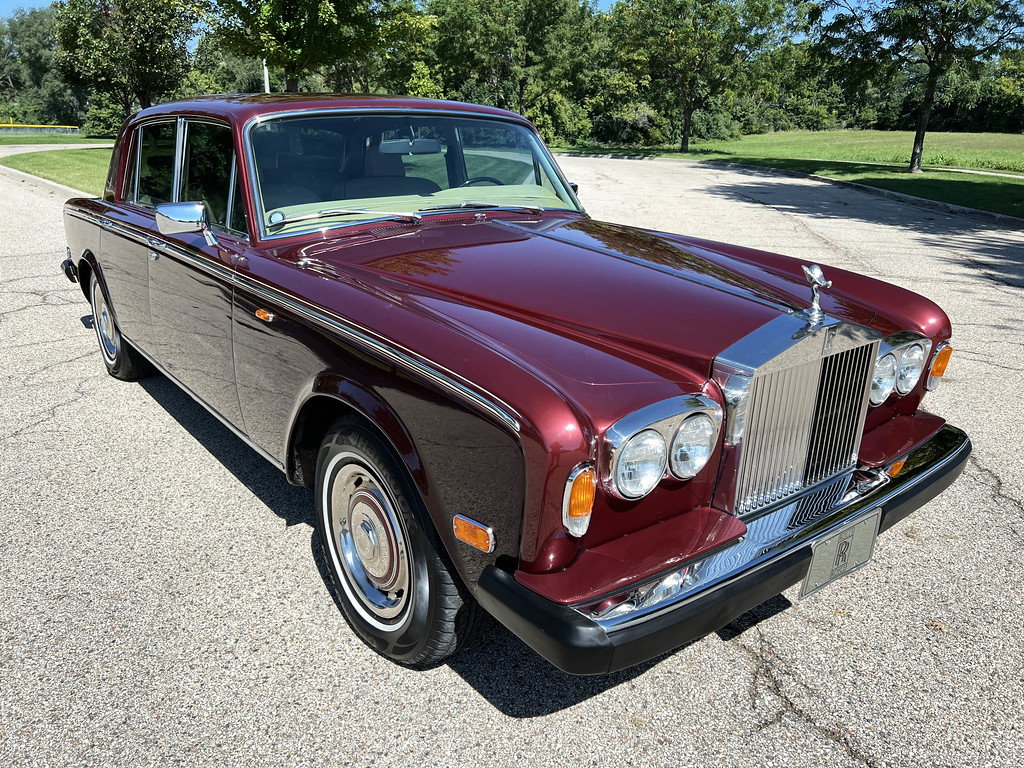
[315,416,480,667]
[89,272,150,380]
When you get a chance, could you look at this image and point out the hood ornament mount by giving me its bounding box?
[802,264,832,322]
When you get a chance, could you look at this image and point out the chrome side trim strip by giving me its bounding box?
[238,276,522,433]
[68,207,522,434]
[122,332,284,471]
[584,424,970,632]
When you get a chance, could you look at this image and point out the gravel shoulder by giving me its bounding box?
[2,153,1022,767]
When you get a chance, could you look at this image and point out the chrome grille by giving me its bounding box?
[733,339,876,516]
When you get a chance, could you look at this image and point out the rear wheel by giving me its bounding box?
[89,272,150,380]
[315,416,481,667]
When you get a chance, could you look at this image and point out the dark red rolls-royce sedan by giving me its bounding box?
[60,94,970,674]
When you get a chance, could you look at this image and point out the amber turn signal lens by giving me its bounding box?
[887,459,906,478]
[567,467,596,519]
[926,343,952,391]
[931,345,952,377]
[453,515,495,553]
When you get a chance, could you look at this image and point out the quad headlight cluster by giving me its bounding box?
[604,396,723,501]
[870,335,932,406]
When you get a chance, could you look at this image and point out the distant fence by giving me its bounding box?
[0,120,80,135]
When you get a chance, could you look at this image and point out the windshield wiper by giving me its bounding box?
[267,207,422,231]
[417,201,544,214]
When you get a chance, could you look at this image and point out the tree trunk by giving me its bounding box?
[284,65,299,93]
[909,68,940,173]
[680,102,694,153]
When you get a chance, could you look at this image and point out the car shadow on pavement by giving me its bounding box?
[700,167,1024,289]
[135,371,794,717]
[445,625,670,717]
[137,375,314,529]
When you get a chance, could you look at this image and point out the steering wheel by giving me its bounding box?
[458,176,504,187]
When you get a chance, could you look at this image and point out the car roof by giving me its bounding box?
[128,93,529,130]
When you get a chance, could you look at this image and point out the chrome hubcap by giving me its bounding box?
[91,280,118,364]
[327,459,410,625]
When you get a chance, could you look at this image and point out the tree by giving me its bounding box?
[609,0,803,152]
[212,0,389,92]
[815,0,1024,172]
[53,0,201,117]
[429,0,599,142]
[2,7,87,125]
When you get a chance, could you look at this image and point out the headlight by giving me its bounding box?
[896,343,926,394]
[870,353,897,405]
[670,414,716,479]
[614,429,667,499]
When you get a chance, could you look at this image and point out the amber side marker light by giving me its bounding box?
[926,344,953,390]
[888,459,906,478]
[453,515,495,553]
[563,465,597,538]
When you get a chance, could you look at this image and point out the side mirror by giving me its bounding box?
[156,202,218,246]
[570,182,579,194]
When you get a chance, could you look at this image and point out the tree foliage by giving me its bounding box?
[53,0,201,120]
[1,7,86,125]
[212,0,390,92]
[814,0,1024,171]
[609,0,804,151]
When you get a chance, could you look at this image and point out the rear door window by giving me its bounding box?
[135,121,176,207]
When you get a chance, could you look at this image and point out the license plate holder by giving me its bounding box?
[800,508,882,599]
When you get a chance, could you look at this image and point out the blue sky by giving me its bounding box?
[1,0,50,17]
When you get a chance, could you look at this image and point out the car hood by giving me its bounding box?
[297,215,877,387]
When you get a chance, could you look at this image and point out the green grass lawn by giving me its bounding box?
[0,147,112,195]
[0,133,111,145]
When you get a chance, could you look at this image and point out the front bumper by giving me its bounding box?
[476,424,971,675]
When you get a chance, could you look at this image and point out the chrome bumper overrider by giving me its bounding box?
[579,424,972,632]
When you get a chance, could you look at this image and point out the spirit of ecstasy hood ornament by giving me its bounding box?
[802,264,832,321]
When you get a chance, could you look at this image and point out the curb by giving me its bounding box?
[0,163,92,199]
[554,152,1024,231]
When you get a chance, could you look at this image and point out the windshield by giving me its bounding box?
[248,112,581,237]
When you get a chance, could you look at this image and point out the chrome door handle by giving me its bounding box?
[148,251,160,261]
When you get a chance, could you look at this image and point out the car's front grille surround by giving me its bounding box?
[722,318,879,518]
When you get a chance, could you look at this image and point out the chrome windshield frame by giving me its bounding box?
[242,107,585,242]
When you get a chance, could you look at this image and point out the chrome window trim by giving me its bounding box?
[602,395,723,500]
[67,206,520,434]
[241,107,583,242]
[180,118,250,241]
[128,117,177,208]
[172,116,186,203]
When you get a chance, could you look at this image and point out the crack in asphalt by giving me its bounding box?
[2,378,94,441]
[0,288,80,321]
[0,350,99,387]
[967,454,1024,542]
[736,629,880,767]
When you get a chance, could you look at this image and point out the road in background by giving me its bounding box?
[2,153,1022,767]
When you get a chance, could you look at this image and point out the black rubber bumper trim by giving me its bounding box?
[476,425,972,675]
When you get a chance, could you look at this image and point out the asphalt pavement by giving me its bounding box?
[2,150,1022,767]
